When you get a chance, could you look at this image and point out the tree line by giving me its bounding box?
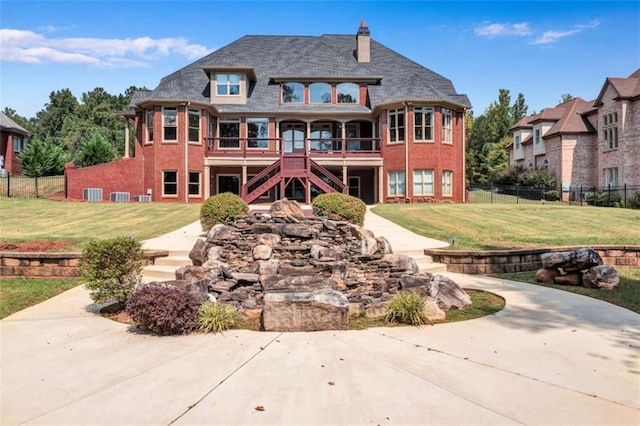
[3,86,143,177]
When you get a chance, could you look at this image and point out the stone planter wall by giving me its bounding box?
[0,250,169,278]
[424,245,640,275]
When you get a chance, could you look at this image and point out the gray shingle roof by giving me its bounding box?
[0,112,29,135]
[133,33,471,112]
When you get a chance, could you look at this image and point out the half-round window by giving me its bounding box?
[310,83,332,103]
[337,83,359,104]
[282,83,304,103]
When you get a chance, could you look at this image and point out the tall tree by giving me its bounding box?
[18,136,68,178]
[33,89,79,142]
[510,93,528,123]
[74,133,116,167]
[559,93,574,104]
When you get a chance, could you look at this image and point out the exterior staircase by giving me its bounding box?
[398,249,448,274]
[142,250,192,283]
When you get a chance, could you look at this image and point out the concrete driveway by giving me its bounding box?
[2,271,638,425]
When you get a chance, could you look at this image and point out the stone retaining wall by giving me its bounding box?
[424,246,640,275]
[0,251,169,278]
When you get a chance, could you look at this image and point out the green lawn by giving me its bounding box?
[1,278,82,318]
[0,198,201,250]
[371,203,640,250]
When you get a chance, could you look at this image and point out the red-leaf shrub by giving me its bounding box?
[125,284,205,335]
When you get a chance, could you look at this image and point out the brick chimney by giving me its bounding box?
[356,21,370,63]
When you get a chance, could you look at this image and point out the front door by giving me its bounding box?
[281,123,305,154]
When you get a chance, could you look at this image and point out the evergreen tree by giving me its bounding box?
[18,137,68,177]
[74,133,117,167]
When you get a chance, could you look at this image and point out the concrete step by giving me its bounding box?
[400,252,448,274]
[154,255,192,267]
[142,265,182,283]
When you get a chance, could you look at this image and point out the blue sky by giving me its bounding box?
[1,1,638,118]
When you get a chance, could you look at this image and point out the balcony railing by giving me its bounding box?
[206,137,382,157]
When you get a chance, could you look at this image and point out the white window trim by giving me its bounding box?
[388,171,405,197]
[188,109,201,145]
[162,107,178,143]
[162,170,178,198]
[413,169,434,196]
[442,170,453,197]
[188,171,201,198]
[12,136,25,153]
[145,109,154,145]
[388,109,405,144]
[215,73,241,97]
[441,108,452,144]
[602,112,619,151]
[217,119,241,150]
[414,107,434,142]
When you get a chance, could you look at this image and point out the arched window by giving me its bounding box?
[282,83,304,103]
[337,83,359,103]
[310,83,332,103]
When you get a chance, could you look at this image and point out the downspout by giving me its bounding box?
[403,102,410,201]
[462,109,467,203]
[184,103,190,203]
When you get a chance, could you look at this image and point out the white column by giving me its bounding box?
[342,165,348,187]
[124,122,130,158]
[378,166,384,203]
[204,166,211,199]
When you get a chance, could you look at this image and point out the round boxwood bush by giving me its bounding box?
[125,284,206,335]
[200,192,249,232]
[312,192,366,226]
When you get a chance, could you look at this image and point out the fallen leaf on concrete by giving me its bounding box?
[255,406,265,411]
[328,381,335,386]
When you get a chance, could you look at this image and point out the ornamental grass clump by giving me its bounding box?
[311,192,366,226]
[82,236,145,305]
[198,301,241,333]
[385,291,429,326]
[125,284,205,335]
[200,192,249,232]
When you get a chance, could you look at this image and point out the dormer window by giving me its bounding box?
[337,83,359,103]
[282,83,304,103]
[216,73,240,96]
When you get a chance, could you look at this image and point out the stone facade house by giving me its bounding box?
[509,69,640,196]
[0,112,29,176]
[66,23,471,204]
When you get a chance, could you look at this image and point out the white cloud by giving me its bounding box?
[474,22,533,38]
[530,20,600,45]
[0,28,215,67]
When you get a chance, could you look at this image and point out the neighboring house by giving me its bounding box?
[67,22,471,204]
[509,69,640,196]
[0,111,30,176]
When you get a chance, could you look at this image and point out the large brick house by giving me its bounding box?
[67,23,471,204]
[509,69,640,195]
[0,111,29,176]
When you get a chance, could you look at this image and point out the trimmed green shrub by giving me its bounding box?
[545,190,560,201]
[385,291,428,326]
[586,191,621,207]
[200,192,249,231]
[125,284,205,335]
[311,192,366,226]
[198,302,241,333]
[627,192,640,209]
[82,236,144,304]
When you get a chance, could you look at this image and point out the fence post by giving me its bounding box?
[542,185,546,202]
[516,185,519,204]
[35,176,39,199]
[580,185,583,206]
[607,184,611,207]
[490,182,493,204]
[7,172,10,197]
[624,184,627,208]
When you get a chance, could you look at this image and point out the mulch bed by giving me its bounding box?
[0,241,73,252]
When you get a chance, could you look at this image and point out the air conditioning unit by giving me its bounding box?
[133,195,151,202]
[83,188,103,202]
[110,192,130,202]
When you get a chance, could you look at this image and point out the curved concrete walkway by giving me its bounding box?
[2,211,639,425]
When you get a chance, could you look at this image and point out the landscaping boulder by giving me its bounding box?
[583,265,619,290]
[536,268,561,284]
[383,254,419,274]
[553,271,583,286]
[262,289,349,331]
[541,248,602,272]
[428,275,471,310]
[269,198,306,218]
[424,297,446,322]
[188,239,210,266]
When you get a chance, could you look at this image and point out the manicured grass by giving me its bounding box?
[0,278,81,319]
[499,268,640,314]
[0,175,65,198]
[371,203,640,250]
[0,198,201,250]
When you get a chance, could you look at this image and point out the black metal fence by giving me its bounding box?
[468,183,640,209]
[0,173,66,199]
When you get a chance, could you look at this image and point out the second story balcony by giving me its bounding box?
[205,137,382,158]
